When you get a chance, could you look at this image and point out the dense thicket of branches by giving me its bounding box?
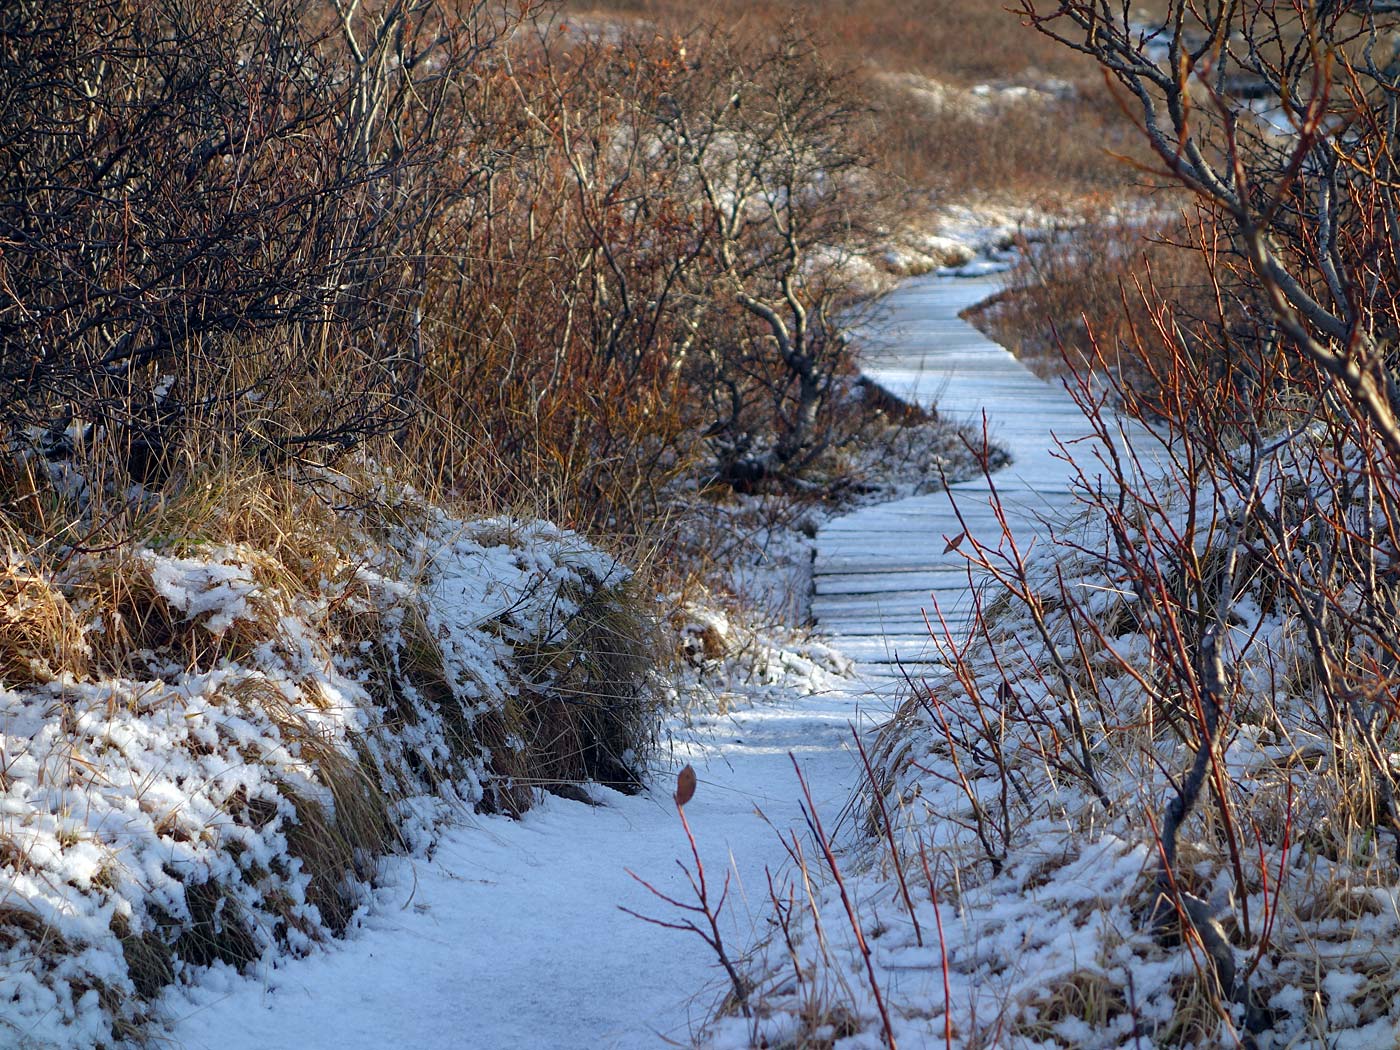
[0,2,886,528]
[412,20,886,534]
[955,0,1400,1020]
[0,0,504,472]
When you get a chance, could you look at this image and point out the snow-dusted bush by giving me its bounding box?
[708,424,1400,1047]
[707,2,1400,1044]
[0,468,656,1048]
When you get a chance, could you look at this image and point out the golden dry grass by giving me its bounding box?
[965,215,1213,379]
[1012,969,1130,1043]
[569,0,1149,203]
[0,567,88,685]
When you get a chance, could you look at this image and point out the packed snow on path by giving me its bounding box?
[169,674,883,1050]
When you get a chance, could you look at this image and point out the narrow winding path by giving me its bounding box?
[815,274,1088,678]
[172,688,870,1050]
[169,271,1089,1050]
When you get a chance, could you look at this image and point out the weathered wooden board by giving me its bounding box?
[814,569,976,596]
[815,272,1099,683]
[813,588,980,611]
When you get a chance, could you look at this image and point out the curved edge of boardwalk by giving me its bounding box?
[813,273,1088,681]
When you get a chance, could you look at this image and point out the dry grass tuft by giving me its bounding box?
[1012,969,1130,1043]
[415,569,662,816]
[1159,969,1230,1048]
[0,455,59,539]
[112,912,176,1002]
[172,878,261,970]
[231,677,399,934]
[0,566,89,685]
[73,548,260,677]
[0,904,68,955]
[517,574,661,794]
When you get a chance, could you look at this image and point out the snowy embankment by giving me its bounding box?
[163,586,877,1049]
[171,653,869,1050]
[1,485,657,1049]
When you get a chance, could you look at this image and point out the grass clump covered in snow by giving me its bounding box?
[705,435,1400,1049]
[0,454,658,1048]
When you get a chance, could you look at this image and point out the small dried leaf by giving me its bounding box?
[674,764,697,807]
[942,530,967,554]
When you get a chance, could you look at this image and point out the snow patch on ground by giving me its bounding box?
[0,505,643,1049]
[875,71,1076,122]
[166,626,885,1050]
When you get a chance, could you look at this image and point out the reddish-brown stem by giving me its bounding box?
[790,753,898,1050]
[851,724,923,947]
[620,798,751,1017]
[917,841,954,1050]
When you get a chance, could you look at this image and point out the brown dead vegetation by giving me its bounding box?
[571,0,1150,203]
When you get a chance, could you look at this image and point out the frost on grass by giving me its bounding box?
[0,493,653,1049]
[140,548,260,633]
[710,436,1400,1049]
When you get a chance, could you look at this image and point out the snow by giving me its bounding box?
[168,662,882,1050]
[0,506,656,1049]
[19,231,1394,1049]
[150,268,1029,1050]
[875,71,1075,123]
[142,547,260,633]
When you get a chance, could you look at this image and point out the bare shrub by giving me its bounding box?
[410,18,893,536]
[0,451,660,1041]
[0,0,503,472]
[724,3,1400,1043]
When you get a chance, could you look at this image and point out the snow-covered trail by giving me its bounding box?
[169,270,1064,1050]
[170,680,879,1050]
[815,273,1091,679]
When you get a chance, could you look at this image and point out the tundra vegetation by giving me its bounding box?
[0,0,968,1043]
[19,0,1400,1046]
[699,1,1400,1047]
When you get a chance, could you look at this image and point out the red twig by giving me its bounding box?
[620,769,750,1017]
[851,723,923,947]
[790,753,898,1049]
[918,840,954,1050]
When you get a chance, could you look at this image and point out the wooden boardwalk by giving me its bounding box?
[815,274,1090,683]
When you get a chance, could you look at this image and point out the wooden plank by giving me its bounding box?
[813,589,982,615]
[831,636,948,661]
[816,272,1137,695]
[817,571,980,596]
[816,536,993,554]
[815,559,975,575]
